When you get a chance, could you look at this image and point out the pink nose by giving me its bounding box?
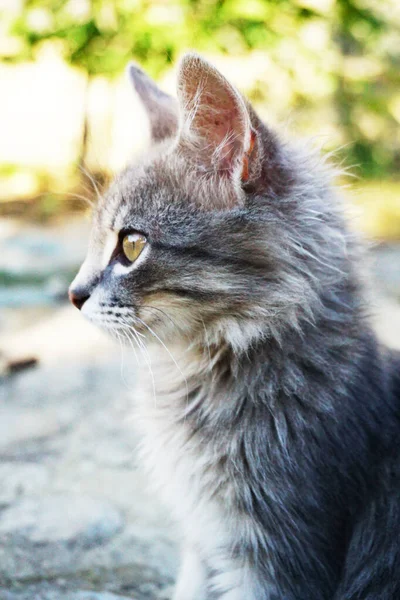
[68,288,90,310]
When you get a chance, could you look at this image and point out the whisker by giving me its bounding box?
[79,164,103,203]
[140,305,179,330]
[114,328,133,389]
[130,315,189,414]
[117,323,140,368]
[38,189,94,209]
[119,317,158,409]
[102,324,135,392]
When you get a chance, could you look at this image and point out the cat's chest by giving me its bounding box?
[133,358,235,546]
[134,390,223,514]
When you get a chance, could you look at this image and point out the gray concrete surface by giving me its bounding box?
[0,356,178,600]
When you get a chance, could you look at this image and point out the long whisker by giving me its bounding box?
[130,315,189,413]
[114,328,134,389]
[101,323,135,392]
[120,315,151,361]
[140,305,180,331]
[117,322,140,368]
[79,164,103,203]
[142,306,214,382]
[40,190,94,209]
[119,317,157,409]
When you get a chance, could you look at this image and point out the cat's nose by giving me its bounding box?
[68,286,90,310]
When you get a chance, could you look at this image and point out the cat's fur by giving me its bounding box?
[70,54,400,599]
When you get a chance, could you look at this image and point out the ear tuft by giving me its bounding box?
[176,53,256,186]
[127,62,178,143]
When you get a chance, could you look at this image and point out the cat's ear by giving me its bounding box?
[127,62,178,143]
[176,53,258,188]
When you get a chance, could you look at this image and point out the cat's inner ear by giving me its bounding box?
[177,53,257,184]
[127,63,178,143]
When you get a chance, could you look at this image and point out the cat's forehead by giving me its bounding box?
[96,164,159,224]
[93,156,200,239]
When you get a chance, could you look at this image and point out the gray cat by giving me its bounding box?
[69,53,400,599]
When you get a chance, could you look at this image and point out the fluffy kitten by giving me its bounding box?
[69,53,400,599]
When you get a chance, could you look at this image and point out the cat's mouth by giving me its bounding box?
[81,300,162,343]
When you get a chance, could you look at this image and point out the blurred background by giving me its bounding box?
[0,1,399,599]
[1,0,400,334]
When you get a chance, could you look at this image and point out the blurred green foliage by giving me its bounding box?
[2,0,400,180]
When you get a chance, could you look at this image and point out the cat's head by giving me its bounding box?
[69,53,347,352]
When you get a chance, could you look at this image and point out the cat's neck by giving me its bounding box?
[136,299,369,420]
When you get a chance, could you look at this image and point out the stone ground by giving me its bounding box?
[0,219,399,600]
[0,316,179,600]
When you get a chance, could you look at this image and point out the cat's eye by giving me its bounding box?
[122,233,147,262]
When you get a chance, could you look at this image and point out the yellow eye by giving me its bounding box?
[122,233,147,262]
